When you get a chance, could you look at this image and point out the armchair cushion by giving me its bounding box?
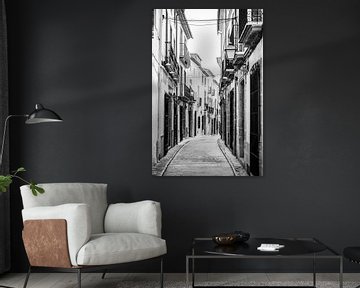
[76,233,166,266]
[104,200,162,237]
[21,183,108,234]
[22,203,91,266]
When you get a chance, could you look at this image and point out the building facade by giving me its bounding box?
[187,54,219,137]
[152,9,221,165]
[152,9,193,165]
[188,53,205,136]
[203,69,220,136]
[218,9,263,176]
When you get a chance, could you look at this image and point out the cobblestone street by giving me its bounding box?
[152,135,248,176]
[164,135,232,176]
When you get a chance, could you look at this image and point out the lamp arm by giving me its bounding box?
[0,114,28,169]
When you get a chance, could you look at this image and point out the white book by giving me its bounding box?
[257,243,285,251]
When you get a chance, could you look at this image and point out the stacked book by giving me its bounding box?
[257,243,285,252]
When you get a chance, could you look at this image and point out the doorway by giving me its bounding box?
[180,105,185,142]
[250,64,261,176]
[188,109,192,137]
[239,80,245,158]
[229,90,235,152]
[164,94,171,155]
[173,101,178,145]
[194,111,197,137]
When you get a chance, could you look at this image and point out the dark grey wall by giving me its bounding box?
[5,0,360,273]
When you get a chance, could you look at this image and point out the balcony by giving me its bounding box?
[204,103,215,114]
[181,83,194,102]
[163,42,180,82]
[234,44,246,67]
[180,43,191,68]
[220,76,228,89]
[220,57,234,89]
[223,58,234,78]
[238,9,263,49]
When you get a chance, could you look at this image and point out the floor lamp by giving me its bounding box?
[0,103,62,288]
[0,103,63,167]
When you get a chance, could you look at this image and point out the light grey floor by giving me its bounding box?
[0,273,359,288]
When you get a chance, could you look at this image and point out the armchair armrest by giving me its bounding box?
[22,203,91,266]
[104,200,162,237]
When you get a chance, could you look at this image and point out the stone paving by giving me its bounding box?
[217,138,249,176]
[164,135,232,176]
[152,134,248,176]
[152,139,191,176]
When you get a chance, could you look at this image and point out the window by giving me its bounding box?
[251,9,263,22]
[170,26,172,47]
[173,28,176,52]
[228,24,235,45]
[152,9,154,38]
[180,66,183,95]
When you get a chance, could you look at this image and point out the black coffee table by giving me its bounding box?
[186,237,342,288]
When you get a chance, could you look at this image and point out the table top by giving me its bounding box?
[189,237,340,258]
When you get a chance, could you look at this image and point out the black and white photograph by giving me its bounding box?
[152,9,264,176]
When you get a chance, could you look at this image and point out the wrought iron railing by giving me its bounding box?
[164,42,180,80]
[184,84,194,101]
[238,9,263,39]
[180,43,191,68]
[223,58,234,71]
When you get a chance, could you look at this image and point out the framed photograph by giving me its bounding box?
[152,9,263,176]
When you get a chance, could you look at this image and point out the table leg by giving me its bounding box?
[192,246,195,288]
[339,257,343,288]
[186,257,189,288]
[192,257,195,288]
[313,254,316,287]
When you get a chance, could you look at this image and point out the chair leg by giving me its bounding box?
[23,266,31,288]
[77,269,81,288]
[160,257,164,288]
[101,270,107,279]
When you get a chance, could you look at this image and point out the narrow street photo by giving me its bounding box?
[152,9,263,176]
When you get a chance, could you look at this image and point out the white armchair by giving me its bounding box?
[20,183,166,288]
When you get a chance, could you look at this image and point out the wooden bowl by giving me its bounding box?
[212,234,237,245]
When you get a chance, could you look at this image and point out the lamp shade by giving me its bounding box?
[225,47,236,60]
[25,104,63,124]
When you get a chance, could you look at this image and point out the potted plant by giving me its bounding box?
[0,167,44,196]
